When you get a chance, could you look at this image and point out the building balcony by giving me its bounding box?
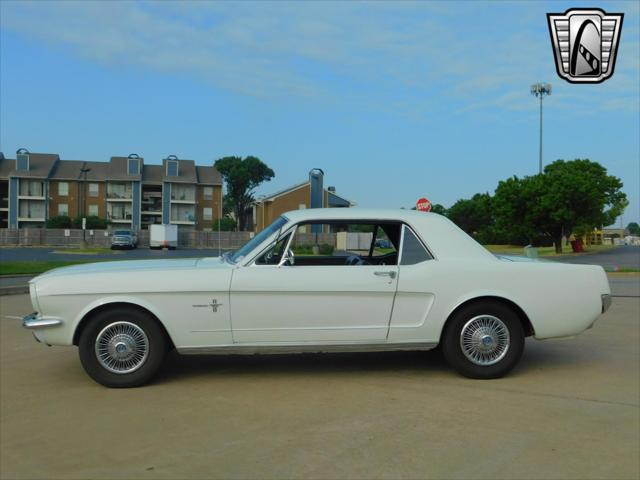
[106,195,133,202]
[18,194,46,200]
[170,198,196,204]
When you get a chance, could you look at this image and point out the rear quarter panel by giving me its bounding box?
[388,259,610,343]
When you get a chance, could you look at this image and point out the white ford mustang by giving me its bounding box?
[23,209,611,387]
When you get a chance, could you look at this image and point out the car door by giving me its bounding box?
[229,223,399,343]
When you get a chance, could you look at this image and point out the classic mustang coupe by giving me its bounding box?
[23,209,611,387]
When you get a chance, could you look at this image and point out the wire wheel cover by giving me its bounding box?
[95,321,149,374]
[459,315,510,366]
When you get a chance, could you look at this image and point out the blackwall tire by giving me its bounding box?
[442,301,524,379]
[78,307,167,388]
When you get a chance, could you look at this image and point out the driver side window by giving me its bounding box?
[284,221,400,266]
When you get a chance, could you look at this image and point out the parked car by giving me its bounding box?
[110,230,137,249]
[24,209,611,387]
[374,238,392,248]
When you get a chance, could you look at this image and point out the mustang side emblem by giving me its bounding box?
[547,8,623,84]
[192,299,223,313]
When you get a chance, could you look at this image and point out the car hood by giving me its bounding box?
[31,257,234,297]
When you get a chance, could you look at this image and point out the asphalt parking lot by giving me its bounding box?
[1,286,638,479]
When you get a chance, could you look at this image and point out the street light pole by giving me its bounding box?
[530,82,552,174]
[79,167,91,247]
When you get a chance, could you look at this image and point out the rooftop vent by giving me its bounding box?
[127,153,141,175]
[165,155,179,177]
[16,148,30,171]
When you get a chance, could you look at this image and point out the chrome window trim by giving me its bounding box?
[245,226,295,267]
[245,218,436,268]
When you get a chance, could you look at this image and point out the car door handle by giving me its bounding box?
[374,271,396,279]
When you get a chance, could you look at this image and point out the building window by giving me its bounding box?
[171,184,195,201]
[89,183,99,197]
[203,186,213,200]
[58,204,69,216]
[167,160,179,177]
[107,182,132,199]
[58,182,69,196]
[19,200,45,219]
[171,204,195,223]
[19,180,44,197]
[16,153,29,171]
[88,204,99,216]
[128,158,140,175]
[203,207,213,221]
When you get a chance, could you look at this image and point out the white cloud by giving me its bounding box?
[1,0,638,113]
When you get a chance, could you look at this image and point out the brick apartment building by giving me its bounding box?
[251,168,352,232]
[0,150,222,231]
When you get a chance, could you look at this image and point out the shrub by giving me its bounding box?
[211,217,237,231]
[292,244,334,255]
[46,215,72,228]
[72,216,110,229]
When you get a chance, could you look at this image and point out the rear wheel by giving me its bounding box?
[78,307,167,388]
[442,302,524,379]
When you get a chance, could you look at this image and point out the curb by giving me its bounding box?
[0,286,29,296]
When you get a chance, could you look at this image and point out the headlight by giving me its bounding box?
[29,282,41,313]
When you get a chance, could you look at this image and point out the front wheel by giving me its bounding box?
[442,302,524,379]
[78,307,167,387]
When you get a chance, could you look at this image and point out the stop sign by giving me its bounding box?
[416,197,432,212]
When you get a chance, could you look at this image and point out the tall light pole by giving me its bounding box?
[530,82,552,174]
[79,167,91,247]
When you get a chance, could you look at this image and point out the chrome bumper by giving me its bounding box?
[22,313,63,329]
[602,294,612,313]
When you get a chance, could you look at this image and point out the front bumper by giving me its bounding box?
[22,313,63,329]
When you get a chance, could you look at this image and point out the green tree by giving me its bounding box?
[446,193,496,243]
[430,203,447,215]
[493,175,541,245]
[494,159,628,253]
[214,156,275,231]
[627,222,640,235]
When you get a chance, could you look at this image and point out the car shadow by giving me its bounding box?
[152,338,604,385]
[153,348,449,385]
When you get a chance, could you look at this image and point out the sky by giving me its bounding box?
[1,0,639,225]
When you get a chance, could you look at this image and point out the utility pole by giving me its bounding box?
[530,82,552,174]
[79,167,91,248]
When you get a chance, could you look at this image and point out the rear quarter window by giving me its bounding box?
[401,226,432,265]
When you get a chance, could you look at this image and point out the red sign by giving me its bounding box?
[416,197,431,212]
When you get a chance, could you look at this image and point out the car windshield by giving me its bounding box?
[114,230,131,235]
[229,216,288,264]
